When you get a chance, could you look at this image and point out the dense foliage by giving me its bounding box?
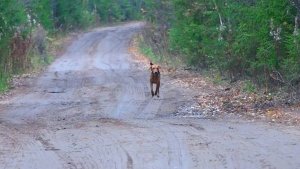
[143,0,300,89]
[0,0,28,89]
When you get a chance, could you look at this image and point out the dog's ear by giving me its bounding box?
[150,62,153,66]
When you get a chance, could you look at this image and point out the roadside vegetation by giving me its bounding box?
[140,0,300,102]
[0,0,143,91]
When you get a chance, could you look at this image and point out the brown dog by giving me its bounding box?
[149,62,161,97]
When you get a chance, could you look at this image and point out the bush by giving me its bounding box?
[152,0,300,89]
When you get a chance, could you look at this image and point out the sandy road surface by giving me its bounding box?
[0,22,300,169]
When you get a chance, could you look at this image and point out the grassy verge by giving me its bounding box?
[138,36,163,64]
[0,31,75,94]
[0,76,9,92]
[137,34,183,68]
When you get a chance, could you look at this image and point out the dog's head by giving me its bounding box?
[150,63,160,76]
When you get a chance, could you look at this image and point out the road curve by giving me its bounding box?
[0,22,300,169]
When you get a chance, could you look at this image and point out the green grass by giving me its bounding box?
[137,35,183,68]
[0,76,9,92]
[242,80,257,93]
[30,54,51,70]
[212,72,223,85]
[139,41,162,64]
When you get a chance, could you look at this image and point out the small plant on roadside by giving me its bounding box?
[212,72,224,85]
[0,75,9,92]
[242,80,257,93]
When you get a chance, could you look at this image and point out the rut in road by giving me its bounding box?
[0,22,300,169]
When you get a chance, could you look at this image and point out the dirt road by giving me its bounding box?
[0,22,300,169]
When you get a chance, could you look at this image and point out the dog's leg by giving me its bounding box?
[150,82,154,97]
[155,82,160,97]
[157,82,160,97]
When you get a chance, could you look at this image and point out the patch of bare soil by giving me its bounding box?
[129,35,300,126]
